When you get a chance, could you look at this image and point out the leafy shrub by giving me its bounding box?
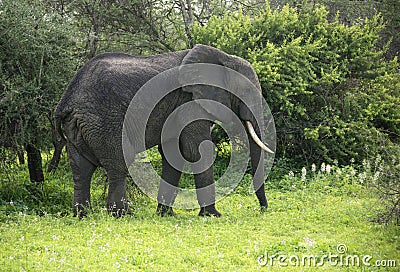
[193,3,400,167]
[0,163,73,216]
[360,141,400,224]
[0,0,79,182]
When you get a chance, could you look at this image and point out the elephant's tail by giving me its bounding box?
[47,106,70,172]
[54,89,76,140]
[54,114,66,142]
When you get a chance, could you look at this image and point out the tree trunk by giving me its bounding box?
[26,144,44,183]
[17,148,25,164]
[179,0,194,48]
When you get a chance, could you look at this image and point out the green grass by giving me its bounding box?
[0,158,399,271]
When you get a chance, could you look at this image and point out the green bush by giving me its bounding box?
[192,3,400,166]
[0,163,73,216]
[361,141,400,224]
[0,0,78,162]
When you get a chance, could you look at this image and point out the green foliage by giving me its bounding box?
[0,161,73,215]
[271,0,400,60]
[193,3,400,166]
[0,161,399,271]
[266,160,362,192]
[0,0,78,151]
[361,141,400,224]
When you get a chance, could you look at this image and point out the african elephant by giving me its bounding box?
[54,44,274,217]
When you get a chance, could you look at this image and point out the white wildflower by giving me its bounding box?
[304,237,315,247]
[375,155,382,166]
[120,256,129,263]
[373,171,380,181]
[311,163,316,172]
[99,244,110,251]
[358,172,366,184]
[301,167,307,181]
[326,164,331,173]
[362,159,367,167]
[58,258,66,268]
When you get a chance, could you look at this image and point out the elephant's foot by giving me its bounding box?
[73,201,92,218]
[198,204,221,217]
[259,198,268,213]
[156,204,176,217]
[260,204,268,213]
[110,207,133,218]
[107,201,132,218]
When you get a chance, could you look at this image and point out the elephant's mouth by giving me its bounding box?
[245,121,274,154]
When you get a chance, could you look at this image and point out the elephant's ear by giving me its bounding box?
[179,44,233,123]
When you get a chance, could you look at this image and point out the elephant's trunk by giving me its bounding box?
[239,103,270,209]
[246,118,268,209]
[245,121,274,154]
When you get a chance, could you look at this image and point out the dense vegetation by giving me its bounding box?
[0,0,399,270]
[1,155,399,270]
[191,6,399,222]
[193,4,400,165]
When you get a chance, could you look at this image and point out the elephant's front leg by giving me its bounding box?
[156,144,183,216]
[194,167,221,217]
[181,121,221,217]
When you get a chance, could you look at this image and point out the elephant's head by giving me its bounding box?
[178,44,273,154]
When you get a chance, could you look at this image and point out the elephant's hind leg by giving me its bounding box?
[67,143,97,218]
[156,144,183,216]
[106,170,131,217]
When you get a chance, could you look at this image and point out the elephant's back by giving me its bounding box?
[72,51,186,109]
[57,50,188,115]
[55,50,188,168]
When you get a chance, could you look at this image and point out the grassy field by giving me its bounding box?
[0,158,399,271]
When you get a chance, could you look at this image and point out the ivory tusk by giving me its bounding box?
[245,121,274,154]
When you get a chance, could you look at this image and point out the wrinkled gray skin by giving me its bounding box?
[55,44,268,217]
